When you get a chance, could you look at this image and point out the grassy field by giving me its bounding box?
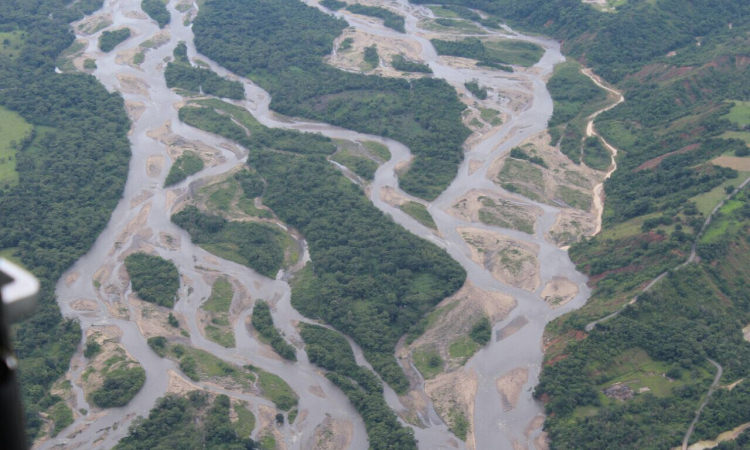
[250,367,298,411]
[570,347,705,419]
[499,158,544,189]
[448,336,479,362]
[724,101,750,127]
[208,184,234,211]
[205,322,234,348]
[594,348,676,395]
[0,106,33,188]
[721,131,750,145]
[693,170,750,216]
[232,403,256,438]
[557,185,592,211]
[168,343,254,386]
[203,277,233,312]
[412,348,444,379]
[400,201,437,230]
[259,435,276,450]
[421,19,486,35]
[479,107,502,126]
[428,5,462,18]
[484,39,544,67]
[0,31,25,60]
[331,146,378,180]
[701,197,745,243]
[0,247,21,265]
[237,197,272,218]
[362,140,391,161]
[202,277,235,347]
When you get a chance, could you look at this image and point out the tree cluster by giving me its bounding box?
[124,253,181,308]
[141,0,170,28]
[250,301,296,361]
[165,42,245,100]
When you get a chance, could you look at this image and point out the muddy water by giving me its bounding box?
[41,1,597,449]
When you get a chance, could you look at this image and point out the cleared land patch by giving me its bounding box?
[724,101,750,127]
[0,106,33,189]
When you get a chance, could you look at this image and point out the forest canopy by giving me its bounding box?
[0,0,132,440]
[177,102,466,394]
[124,253,181,308]
[192,0,469,200]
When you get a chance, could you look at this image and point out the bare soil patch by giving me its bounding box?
[148,121,225,166]
[147,155,164,177]
[129,294,186,339]
[540,276,579,309]
[547,208,597,247]
[65,271,80,287]
[425,368,479,450]
[489,132,602,215]
[495,367,529,411]
[116,74,151,97]
[76,13,112,35]
[459,227,540,291]
[166,369,200,395]
[71,299,98,311]
[449,189,542,234]
[496,316,529,341]
[380,186,409,207]
[406,281,516,370]
[327,28,426,79]
[125,101,146,124]
[308,415,354,450]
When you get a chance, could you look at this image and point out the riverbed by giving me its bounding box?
[41,1,599,449]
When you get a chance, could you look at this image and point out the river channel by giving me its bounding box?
[41,1,596,449]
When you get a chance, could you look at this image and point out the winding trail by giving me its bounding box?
[682,359,723,450]
[40,1,619,450]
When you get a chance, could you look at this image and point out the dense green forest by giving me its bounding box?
[0,0,131,440]
[413,0,750,81]
[431,38,513,71]
[164,150,204,186]
[172,206,286,278]
[115,393,258,450]
[124,253,180,308]
[300,324,417,450]
[98,28,131,52]
[141,0,169,28]
[90,364,146,408]
[346,4,405,33]
[391,54,432,73]
[192,0,469,200]
[251,300,296,361]
[363,45,379,69]
[165,42,244,100]
[320,0,346,11]
[178,101,465,394]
